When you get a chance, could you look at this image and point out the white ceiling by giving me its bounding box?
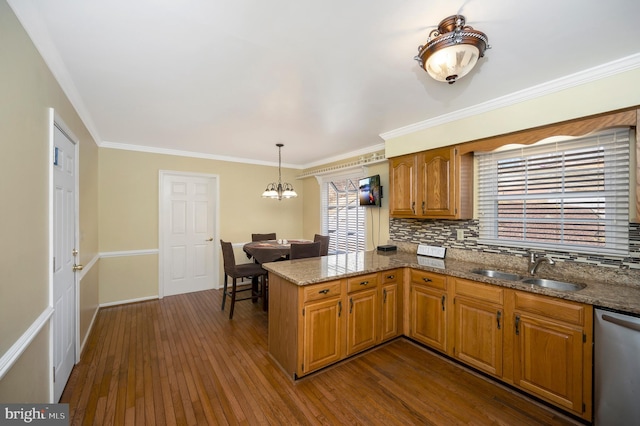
[8,0,640,168]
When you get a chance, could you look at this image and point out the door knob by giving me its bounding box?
[73,264,84,272]
[206,237,213,241]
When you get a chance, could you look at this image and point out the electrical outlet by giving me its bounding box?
[457,229,465,240]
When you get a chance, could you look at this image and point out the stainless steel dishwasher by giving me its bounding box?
[594,307,640,425]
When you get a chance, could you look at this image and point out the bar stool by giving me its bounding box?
[220,240,267,319]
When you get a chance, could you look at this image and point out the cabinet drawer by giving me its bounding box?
[411,270,447,290]
[347,273,378,293]
[513,291,585,326]
[455,278,503,305]
[303,281,343,303]
[381,269,400,284]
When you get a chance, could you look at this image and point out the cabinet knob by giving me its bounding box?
[360,281,369,286]
[318,289,330,294]
[423,277,432,283]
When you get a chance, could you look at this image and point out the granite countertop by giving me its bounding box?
[262,250,640,315]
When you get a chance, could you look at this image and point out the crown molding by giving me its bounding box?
[99,141,303,169]
[8,0,103,147]
[380,53,640,141]
[299,142,386,169]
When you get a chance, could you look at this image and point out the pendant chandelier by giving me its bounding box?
[262,143,297,200]
[414,15,489,84]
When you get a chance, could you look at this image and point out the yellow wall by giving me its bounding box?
[385,67,640,157]
[0,0,99,402]
[98,148,304,304]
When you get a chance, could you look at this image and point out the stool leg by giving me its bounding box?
[229,277,237,319]
[221,274,228,311]
[262,275,268,311]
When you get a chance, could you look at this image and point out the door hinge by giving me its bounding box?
[302,308,305,316]
[582,402,586,413]
[301,363,304,372]
[53,257,56,272]
[53,366,56,382]
[583,333,586,343]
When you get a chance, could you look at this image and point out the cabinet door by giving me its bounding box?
[389,154,417,216]
[454,297,503,377]
[513,313,584,414]
[410,284,447,352]
[302,297,343,374]
[380,282,398,342]
[346,288,378,356]
[421,146,455,217]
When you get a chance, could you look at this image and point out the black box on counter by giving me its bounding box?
[377,245,397,252]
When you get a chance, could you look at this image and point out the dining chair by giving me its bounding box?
[251,233,276,242]
[220,240,268,319]
[289,241,322,260]
[313,234,330,256]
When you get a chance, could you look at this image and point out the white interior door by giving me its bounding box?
[161,172,218,297]
[52,122,77,401]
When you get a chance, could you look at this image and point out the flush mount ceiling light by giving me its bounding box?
[262,143,298,201]
[414,15,490,84]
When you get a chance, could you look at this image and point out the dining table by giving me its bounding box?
[243,239,311,264]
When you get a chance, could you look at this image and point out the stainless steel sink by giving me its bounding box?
[521,278,586,292]
[471,269,522,281]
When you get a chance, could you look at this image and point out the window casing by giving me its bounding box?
[477,128,630,256]
[320,173,365,254]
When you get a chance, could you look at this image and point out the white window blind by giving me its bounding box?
[477,128,630,256]
[321,173,365,254]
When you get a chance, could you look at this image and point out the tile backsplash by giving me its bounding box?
[390,218,640,271]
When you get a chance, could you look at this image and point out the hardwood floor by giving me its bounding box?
[61,289,581,425]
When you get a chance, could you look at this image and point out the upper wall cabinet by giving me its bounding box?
[389,146,473,219]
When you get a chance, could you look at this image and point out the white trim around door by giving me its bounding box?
[158,171,220,298]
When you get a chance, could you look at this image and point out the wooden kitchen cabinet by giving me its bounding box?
[452,278,504,378]
[301,280,344,375]
[389,154,417,216]
[346,273,379,356]
[510,291,593,420]
[380,269,401,342]
[409,270,448,353]
[389,146,473,219]
[302,295,343,374]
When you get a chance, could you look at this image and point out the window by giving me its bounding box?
[321,173,365,254]
[477,128,630,256]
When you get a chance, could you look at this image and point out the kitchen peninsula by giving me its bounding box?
[262,247,640,422]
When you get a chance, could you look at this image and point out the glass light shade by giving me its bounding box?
[425,44,480,83]
[282,189,297,198]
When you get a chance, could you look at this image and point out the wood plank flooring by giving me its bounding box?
[60,289,581,425]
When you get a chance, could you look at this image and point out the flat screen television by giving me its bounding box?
[358,174,382,207]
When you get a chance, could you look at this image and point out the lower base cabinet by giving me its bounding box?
[269,267,592,421]
[303,295,343,374]
[511,291,592,419]
[409,270,448,353]
[269,270,402,379]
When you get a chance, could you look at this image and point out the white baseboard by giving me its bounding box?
[99,295,159,308]
[79,305,99,358]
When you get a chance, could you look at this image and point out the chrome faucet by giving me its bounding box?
[529,252,555,275]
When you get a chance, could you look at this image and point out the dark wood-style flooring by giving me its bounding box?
[60,288,580,425]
